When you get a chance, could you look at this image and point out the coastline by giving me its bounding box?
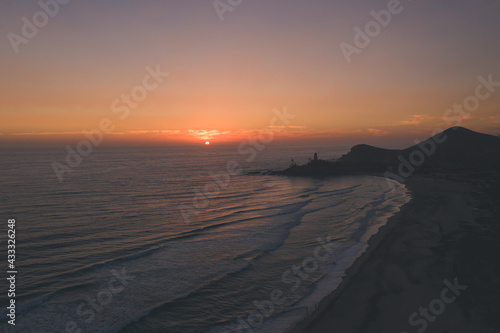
[285,174,500,333]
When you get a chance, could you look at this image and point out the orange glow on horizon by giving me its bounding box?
[1,2,500,148]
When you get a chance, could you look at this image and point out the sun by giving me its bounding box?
[205,141,210,145]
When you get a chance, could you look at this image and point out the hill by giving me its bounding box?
[278,127,500,177]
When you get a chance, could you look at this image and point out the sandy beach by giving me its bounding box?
[287,174,500,333]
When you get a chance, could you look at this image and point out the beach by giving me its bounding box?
[287,174,500,333]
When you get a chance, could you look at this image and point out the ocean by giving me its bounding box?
[0,144,410,333]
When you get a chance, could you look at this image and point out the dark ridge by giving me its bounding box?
[401,126,500,170]
[274,127,500,177]
[338,144,401,166]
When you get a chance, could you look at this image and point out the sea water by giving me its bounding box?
[0,144,410,332]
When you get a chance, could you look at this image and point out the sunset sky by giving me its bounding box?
[1,0,500,147]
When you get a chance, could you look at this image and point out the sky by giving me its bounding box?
[1,0,500,148]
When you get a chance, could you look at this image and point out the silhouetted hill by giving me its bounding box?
[339,144,400,164]
[277,127,500,177]
[401,127,500,170]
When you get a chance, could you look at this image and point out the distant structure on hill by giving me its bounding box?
[277,127,500,177]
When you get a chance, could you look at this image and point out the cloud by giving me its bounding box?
[113,130,181,135]
[387,114,441,126]
[10,131,83,136]
[368,128,389,136]
[286,125,307,129]
[486,115,500,123]
[187,129,230,139]
[8,130,183,136]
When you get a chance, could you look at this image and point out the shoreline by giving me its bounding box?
[283,176,414,333]
[285,174,500,333]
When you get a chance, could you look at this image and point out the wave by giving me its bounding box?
[7,170,410,333]
[208,178,410,333]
